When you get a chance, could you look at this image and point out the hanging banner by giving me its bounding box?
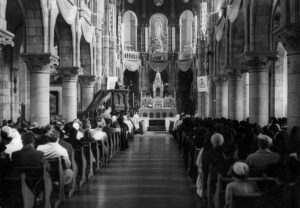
[107,76,118,90]
[123,59,141,72]
[201,2,208,35]
[176,59,193,72]
[147,61,169,72]
[227,0,242,23]
[197,76,208,92]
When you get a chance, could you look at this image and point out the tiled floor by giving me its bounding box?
[64,132,201,208]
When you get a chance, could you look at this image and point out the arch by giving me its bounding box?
[55,14,73,67]
[3,0,26,121]
[217,37,226,74]
[123,10,138,51]
[80,36,92,75]
[22,0,46,53]
[179,10,194,51]
[230,8,245,65]
[149,13,169,52]
[250,0,274,51]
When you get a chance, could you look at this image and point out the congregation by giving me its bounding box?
[0,112,138,208]
[172,115,300,208]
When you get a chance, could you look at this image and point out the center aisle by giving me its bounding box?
[64,132,201,208]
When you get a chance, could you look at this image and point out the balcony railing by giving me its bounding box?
[178,51,194,60]
[124,50,140,60]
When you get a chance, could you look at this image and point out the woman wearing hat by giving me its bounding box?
[225,162,259,208]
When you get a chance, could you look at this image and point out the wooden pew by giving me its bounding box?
[2,162,52,208]
[230,193,262,208]
[18,164,52,208]
[107,133,114,160]
[96,140,105,168]
[214,174,277,208]
[115,132,121,153]
[67,150,78,198]
[91,141,101,173]
[47,157,65,208]
[82,142,94,181]
[73,147,87,191]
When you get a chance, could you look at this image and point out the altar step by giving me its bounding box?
[148,119,166,132]
[147,126,166,132]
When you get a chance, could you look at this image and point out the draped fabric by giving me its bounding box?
[80,1,92,21]
[80,18,95,43]
[123,59,141,72]
[56,0,77,25]
[215,17,225,42]
[227,0,242,23]
[176,59,193,72]
[79,1,94,43]
[147,61,169,72]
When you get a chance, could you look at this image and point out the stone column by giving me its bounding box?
[95,29,103,92]
[95,0,104,92]
[21,53,58,126]
[0,24,14,121]
[79,75,96,112]
[243,72,249,120]
[241,52,277,126]
[214,74,228,118]
[273,0,300,130]
[286,52,300,129]
[58,67,83,123]
[226,67,244,121]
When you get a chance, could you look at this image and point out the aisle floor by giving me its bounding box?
[64,132,201,208]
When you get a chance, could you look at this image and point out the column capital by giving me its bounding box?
[57,66,83,82]
[79,75,96,87]
[213,74,228,86]
[224,66,247,80]
[240,51,278,71]
[21,53,59,74]
[273,24,300,55]
[0,28,14,47]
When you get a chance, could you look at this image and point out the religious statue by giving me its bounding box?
[153,72,164,98]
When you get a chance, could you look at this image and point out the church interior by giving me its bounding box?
[0,0,300,208]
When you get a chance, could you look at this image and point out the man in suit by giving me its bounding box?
[12,132,46,167]
[12,132,48,196]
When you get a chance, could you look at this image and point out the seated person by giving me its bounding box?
[89,119,109,155]
[225,162,259,208]
[12,132,48,194]
[72,120,84,140]
[0,138,13,179]
[123,115,134,133]
[218,143,238,176]
[4,128,23,159]
[37,129,73,185]
[202,133,225,193]
[90,119,108,141]
[64,127,83,150]
[111,116,121,133]
[28,122,41,135]
[246,134,280,175]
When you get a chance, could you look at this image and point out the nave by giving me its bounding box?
[64,132,201,208]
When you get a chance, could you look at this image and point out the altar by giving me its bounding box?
[139,72,177,131]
